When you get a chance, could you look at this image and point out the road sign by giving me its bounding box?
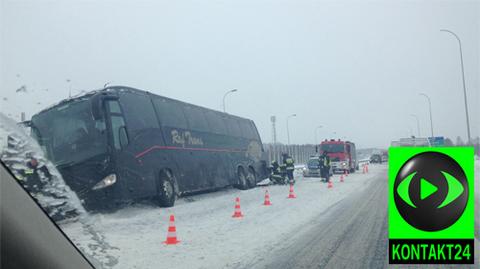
[428,136,445,147]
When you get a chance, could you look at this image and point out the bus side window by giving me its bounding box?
[224,117,242,137]
[152,98,188,129]
[110,115,126,150]
[106,100,127,150]
[184,106,209,132]
[239,119,254,139]
[108,101,122,113]
[205,111,227,135]
[118,91,159,138]
[249,121,261,140]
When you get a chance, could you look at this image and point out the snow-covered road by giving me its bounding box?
[62,165,384,269]
[248,160,480,269]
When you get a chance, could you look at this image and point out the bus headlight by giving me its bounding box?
[92,174,117,190]
[342,162,346,166]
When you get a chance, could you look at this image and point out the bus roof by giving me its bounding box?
[33,85,253,123]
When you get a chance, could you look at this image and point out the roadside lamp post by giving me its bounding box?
[419,93,434,138]
[314,125,323,144]
[66,79,72,97]
[440,29,471,144]
[222,89,238,113]
[286,114,297,145]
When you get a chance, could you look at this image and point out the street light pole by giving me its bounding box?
[66,79,72,98]
[314,125,323,144]
[286,114,297,145]
[419,93,434,138]
[441,29,471,144]
[222,89,238,113]
[410,114,421,137]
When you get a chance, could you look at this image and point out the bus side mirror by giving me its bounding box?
[119,126,129,149]
[315,146,318,153]
[91,95,103,120]
[19,120,32,127]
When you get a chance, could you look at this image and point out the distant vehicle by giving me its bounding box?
[303,155,332,179]
[303,156,321,177]
[28,86,268,210]
[319,139,358,174]
[381,151,388,162]
[370,154,382,164]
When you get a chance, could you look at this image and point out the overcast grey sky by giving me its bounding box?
[1,0,479,148]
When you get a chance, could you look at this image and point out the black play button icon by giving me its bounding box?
[394,151,468,231]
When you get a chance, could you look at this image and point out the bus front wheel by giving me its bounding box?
[157,170,176,207]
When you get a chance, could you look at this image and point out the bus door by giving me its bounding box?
[105,98,154,199]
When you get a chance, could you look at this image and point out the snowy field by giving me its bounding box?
[61,166,384,269]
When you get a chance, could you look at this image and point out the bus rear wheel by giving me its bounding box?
[157,170,176,207]
[246,167,257,188]
[236,167,249,190]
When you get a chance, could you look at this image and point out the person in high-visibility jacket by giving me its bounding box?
[282,153,295,184]
[320,151,331,182]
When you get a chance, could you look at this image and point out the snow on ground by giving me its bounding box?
[61,165,385,269]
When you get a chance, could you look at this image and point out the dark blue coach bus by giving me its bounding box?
[29,86,268,209]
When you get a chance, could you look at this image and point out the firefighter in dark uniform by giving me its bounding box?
[320,151,331,182]
[269,160,284,185]
[282,153,295,184]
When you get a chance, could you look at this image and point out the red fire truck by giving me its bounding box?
[319,139,358,174]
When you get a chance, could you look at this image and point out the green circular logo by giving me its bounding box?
[394,151,468,231]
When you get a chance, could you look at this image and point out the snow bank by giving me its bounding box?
[0,112,118,268]
[0,112,85,217]
[61,165,385,269]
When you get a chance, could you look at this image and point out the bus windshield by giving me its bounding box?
[320,144,345,153]
[31,99,108,166]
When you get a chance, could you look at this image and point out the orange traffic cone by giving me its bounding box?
[263,190,272,206]
[362,165,366,174]
[366,164,369,173]
[232,197,244,218]
[340,174,344,182]
[163,214,180,245]
[287,184,296,199]
[328,179,333,188]
[345,170,349,177]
